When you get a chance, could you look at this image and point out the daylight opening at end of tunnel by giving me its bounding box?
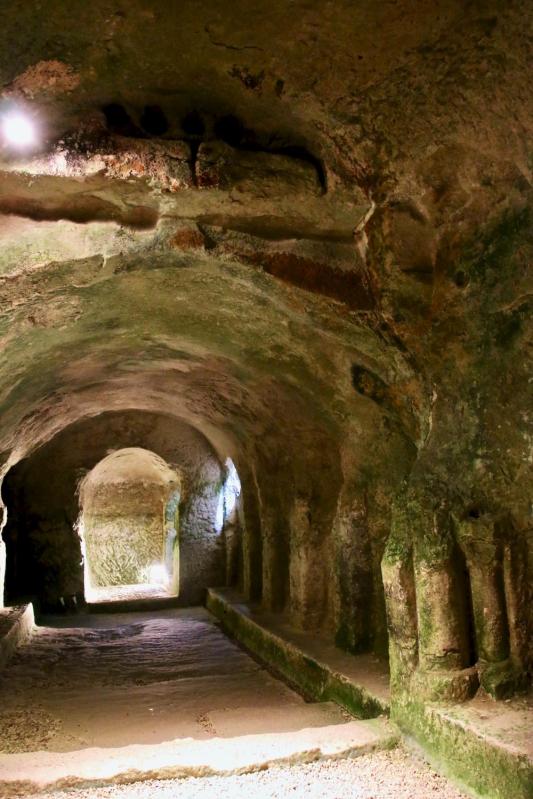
[0,3,530,798]
[78,448,182,604]
[1,412,243,613]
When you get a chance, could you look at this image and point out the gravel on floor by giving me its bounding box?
[34,747,468,799]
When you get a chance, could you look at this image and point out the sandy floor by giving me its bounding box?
[0,607,325,752]
[33,747,468,799]
[0,608,468,798]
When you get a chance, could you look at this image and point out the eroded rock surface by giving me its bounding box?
[0,3,531,795]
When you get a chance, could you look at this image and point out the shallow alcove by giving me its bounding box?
[78,448,181,603]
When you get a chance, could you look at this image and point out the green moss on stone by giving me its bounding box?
[393,697,533,799]
[206,589,389,719]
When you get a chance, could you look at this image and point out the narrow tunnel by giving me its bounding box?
[0,3,530,798]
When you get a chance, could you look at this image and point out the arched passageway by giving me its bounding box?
[1,411,235,611]
[78,448,181,603]
[0,3,530,797]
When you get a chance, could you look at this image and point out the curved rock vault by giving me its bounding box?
[0,2,531,797]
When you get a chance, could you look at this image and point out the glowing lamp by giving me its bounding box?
[1,111,37,148]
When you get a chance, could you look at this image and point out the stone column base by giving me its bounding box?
[412,666,479,702]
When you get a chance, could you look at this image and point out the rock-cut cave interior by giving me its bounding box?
[0,3,531,798]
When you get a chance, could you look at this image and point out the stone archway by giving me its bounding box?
[78,447,181,603]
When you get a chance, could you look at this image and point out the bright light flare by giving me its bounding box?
[148,563,169,585]
[1,111,37,148]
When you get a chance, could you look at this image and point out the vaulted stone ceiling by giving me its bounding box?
[0,0,531,695]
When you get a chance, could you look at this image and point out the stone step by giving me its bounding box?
[0,716,398,797]
[86,595,180,614]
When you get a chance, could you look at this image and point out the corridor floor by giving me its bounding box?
[0,607,467,798]
[0,607,345,752]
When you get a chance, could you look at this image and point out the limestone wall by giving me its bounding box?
[0,3,530,768]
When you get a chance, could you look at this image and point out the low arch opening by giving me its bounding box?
[78,447,182,604]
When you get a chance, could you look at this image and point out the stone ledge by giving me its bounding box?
[0,716,397,797]
[395,695,533,799]
[86,596,181,614]
[0,604,34,671]
[206,588,390,719]
[207,589,533,799]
